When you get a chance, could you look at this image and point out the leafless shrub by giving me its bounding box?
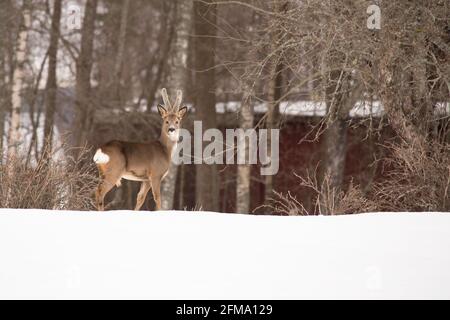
[183,204,204,212]
[0,144,98,210]
[262,190,308,216]
[336,181,378,214]
[373,141,450,212]
[263,168,377,215]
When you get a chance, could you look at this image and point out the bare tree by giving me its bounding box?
[320,70,363,213]
[7,1,31,162]
[236,90,254,213]
[193,0,219,211]
[257,0,449,214]
[145,1,176,112]
[112,0,130,106]
[235,8,261,214]
[263,0,286,205]
[0,2,14,161]
[161,0,194,210]
[43,0,62,153]
[74,0,98,148]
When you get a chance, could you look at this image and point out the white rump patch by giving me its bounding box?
[93,148,110,164]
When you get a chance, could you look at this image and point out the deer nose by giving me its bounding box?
[168,127,176,133]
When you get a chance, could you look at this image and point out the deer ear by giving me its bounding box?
[157,104,167,117]
[178,106,188,118]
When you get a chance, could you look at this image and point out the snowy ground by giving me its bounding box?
[0,209,449,300]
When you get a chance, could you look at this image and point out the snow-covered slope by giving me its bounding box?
[0,209,449,299]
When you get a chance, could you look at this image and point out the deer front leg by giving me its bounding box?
[151,176,162,210]
[135,180,152,211]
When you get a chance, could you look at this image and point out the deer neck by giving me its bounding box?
[159,132,178,159]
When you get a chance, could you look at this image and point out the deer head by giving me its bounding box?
[157,88,188,142]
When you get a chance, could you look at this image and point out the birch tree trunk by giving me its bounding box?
[193,0,219,211]
[7,4,31,162]
[235,10,260,214]
[1,2,16,163]
[43,0,62,153]
[161,0,193,210]
[74,0,98,149]
[236,92,254,213]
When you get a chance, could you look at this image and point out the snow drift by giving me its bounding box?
[0,209,449,299]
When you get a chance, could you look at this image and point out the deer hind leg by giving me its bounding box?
[134,180,152,211]
[96,170,123,211]
[96,180,115,211]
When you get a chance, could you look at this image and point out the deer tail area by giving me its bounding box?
[93,148,110,164]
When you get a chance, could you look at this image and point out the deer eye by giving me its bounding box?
[165,121,169,124]
[176,121,179,124]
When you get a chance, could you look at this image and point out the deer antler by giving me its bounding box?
[160,88,172,109]
[173,90,183,110]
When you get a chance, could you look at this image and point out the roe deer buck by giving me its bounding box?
[93,88,187,211]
